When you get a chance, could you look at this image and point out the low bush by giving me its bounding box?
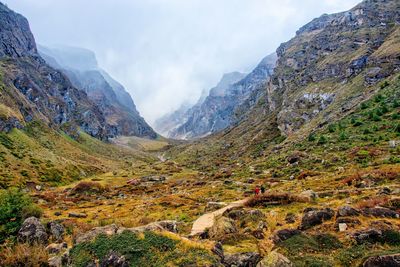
[245,192,309,207]
[0,243,48,267]
[0,188,42,243]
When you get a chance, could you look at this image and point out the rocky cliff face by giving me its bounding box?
[266,0,400,136]
[165,53,276,140]
[38,45,156,139]
[0,3,113,139]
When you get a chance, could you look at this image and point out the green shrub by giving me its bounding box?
[360,102,369,110]
[393,99,400,108]
[392,113,400,120]
[0,188,42,243]
[380,81,390,89]
[318,135,328,145]
[308,133,316,142]
[328,124,336,133]
[374,94,384,102]
[339,132,348,141]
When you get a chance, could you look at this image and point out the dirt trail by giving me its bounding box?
[190,198,249,237]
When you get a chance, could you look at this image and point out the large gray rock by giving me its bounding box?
[363,254,400,267]
[48,221,65,242]
[257,251,293,267]
[18,217,48,244]
[224,252,261,267]
[353,228,383,244]
[337,206,360,217]
[209,216,237,240]
[75,224,119,244]
[272,229,302,243]
[362,207,400,218]
[299,208,335,230]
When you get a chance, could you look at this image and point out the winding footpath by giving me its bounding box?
[190,198,249,237]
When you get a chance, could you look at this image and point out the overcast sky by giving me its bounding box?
[4,0,360,125]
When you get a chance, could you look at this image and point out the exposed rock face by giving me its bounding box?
[269,0,400,136]
[0,3,37,58]
[299,208,335,230]
[209,216,237,240]
[38,45,156,139]
[272,229,302,243]
[0,3,120,140]
[163,54,276,140]
[18,217,48,244]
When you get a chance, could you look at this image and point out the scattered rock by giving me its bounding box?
[257,251,293,267]
[338,223,347,232]
[224,208,245,220]
[353,228,383,244]
[209,216,237,239]
[68,212,88,218]
[363,254,400,267]
[273,229,302,243]
[299,208,334,230]
[299,190,318,201]
[223,252,261,267]
[18,217,48,244]
[54,211,62,216]
[100,251,129,267]
[362,207,400,218]
[119,220,178,234]
[285,213,297,224]
[337,206,360,217]
[46,242,67,254]
[389,140,399,148]
[205,202,228,212]
[48,221,65,242]
[335,217,361,231]
[48,256,62,267]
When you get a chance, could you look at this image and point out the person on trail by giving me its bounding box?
[260,185,266,194]
[254,186,260,196]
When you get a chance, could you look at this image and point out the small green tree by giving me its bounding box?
[318,135,328,145]
[0,188,42,243]
[308,133,316,142]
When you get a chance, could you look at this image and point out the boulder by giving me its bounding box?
[206,202,228,212]
[224,208,245,220]
[100,251,129,267]
[224,252,261,267]
[257,251,293,267]
[338,223,347,232]
[299,208,334,230]
[140,175,166,183]
[353,228,383,244]
[299,190,318,201]
[48,221,65,242]
[272,229,302,243]
[362,207,400,218]
[363,254,400,267]
[337,206,360,217]
[76,224,119,244]
[378,187,391,195]
[48,256,62,267]
[18,217,48,244]
[209,216,237,240]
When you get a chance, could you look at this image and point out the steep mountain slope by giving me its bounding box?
[168,53,276,140]
[0,3,112,140]
[38,45,157,139]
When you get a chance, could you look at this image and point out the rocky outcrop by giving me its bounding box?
[272,229,302,243]
[18,217,48,244]
[38,45,156,139]
[48,221,65,242]
[337,206,360,217]
[362,207,400,218]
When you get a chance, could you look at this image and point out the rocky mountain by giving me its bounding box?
[165,54,276,139]
[38,45,157,139]
[0,3,112,139]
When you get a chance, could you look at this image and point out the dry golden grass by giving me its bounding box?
[0,243,48,267]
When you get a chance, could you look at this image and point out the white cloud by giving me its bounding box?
[3,0,361,124]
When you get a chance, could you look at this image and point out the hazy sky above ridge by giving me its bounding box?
[4,0,361,125]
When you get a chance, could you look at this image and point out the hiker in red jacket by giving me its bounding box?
[254,186,260,196]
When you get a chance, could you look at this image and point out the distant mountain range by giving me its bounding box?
[155,53,277,139]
